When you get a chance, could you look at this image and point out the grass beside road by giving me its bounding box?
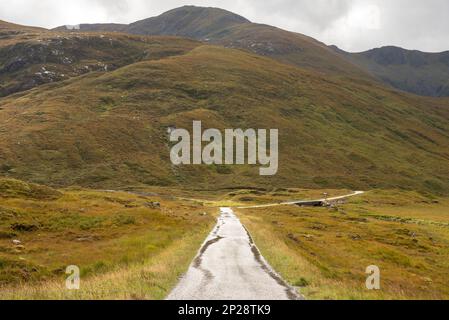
[3,180,449,300]
[239,190,449,300]
[0,229,210,300]
[0,178,216,299]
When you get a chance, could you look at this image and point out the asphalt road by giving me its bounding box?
[167,207,301,300]
[238,191,365,209]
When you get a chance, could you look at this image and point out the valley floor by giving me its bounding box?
[1,181,448,300]
[0,180,216,299]
[238,190,449,300]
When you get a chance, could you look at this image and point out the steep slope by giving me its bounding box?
[0,45,448,193]
[203,23,370,78]
[332,45,449,97]
[0,26,200,97]
[54,6,371,79]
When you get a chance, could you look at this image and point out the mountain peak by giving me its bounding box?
[156,5,250,23]
[127,5,250,38]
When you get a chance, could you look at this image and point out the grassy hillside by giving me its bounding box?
[334,46,449,97]
[0,29,200,97]
[0,45,448,193]
[0,20,47,49]
[0,20,45,33]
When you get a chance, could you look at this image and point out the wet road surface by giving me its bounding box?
[167,208,301,300]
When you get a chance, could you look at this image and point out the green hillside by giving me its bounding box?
[0,29,200,97]
[1,45,448,193]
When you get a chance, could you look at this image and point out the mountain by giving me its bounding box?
[1,9,448,194]
[332,45,449,97]
[0,43,448,193]
[53,6,248,36]
[128,6,250,38]
[54,6,371,79]
[53,6,449,97]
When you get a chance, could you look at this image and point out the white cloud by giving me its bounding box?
[0,0,448,52]
[344,4,381,30]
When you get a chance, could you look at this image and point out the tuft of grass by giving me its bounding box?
[0,178,62,200]
[294,278,310,288]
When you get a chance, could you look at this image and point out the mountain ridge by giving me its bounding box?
[48,5,449,97]
[332,45,449,97]
[51,5,373,80]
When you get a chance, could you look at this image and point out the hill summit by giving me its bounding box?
[128,5,251,38]
[54,6,368,79]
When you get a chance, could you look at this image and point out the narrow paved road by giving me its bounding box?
[167,208,301,300]
[238,191,365,209]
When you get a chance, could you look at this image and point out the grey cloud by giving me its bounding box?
[247,0,353,31]
[92,0,131,16]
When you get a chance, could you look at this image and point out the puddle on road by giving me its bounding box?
[194,236,224,269]
[193,236,224,280]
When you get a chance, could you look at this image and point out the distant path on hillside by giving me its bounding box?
[237,191,365,209]
[167,208,302,300]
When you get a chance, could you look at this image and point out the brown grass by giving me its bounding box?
[0,180,216,299]
[239,190,449,300]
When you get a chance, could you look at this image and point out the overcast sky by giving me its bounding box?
[0,0,448,52]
